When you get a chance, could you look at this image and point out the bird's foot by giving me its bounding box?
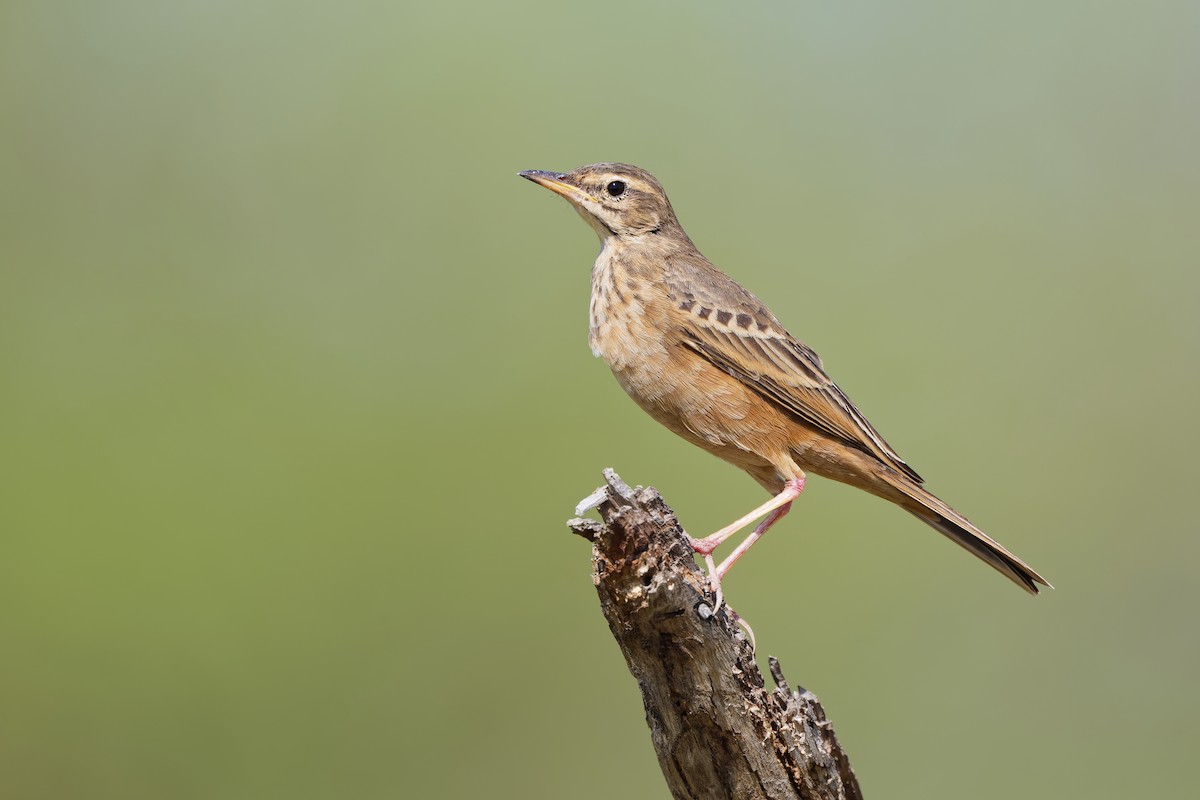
[727,607,757,653]
[687,536,727,611]
[694,552,753,650]
[700,552,725,613]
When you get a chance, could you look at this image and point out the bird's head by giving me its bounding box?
[519,163,681,241]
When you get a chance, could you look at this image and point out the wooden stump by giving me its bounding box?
[567,469,862,800]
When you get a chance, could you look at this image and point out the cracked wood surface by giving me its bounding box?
[567,469,862,800]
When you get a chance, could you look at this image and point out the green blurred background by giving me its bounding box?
[2,1,1197,797]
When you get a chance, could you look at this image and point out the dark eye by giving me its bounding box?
[606,180,627,197]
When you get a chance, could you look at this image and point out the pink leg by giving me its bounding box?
[688,475,806,609]
[716,502,791,580]
[690,476,806,556]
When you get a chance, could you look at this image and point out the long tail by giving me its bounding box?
[875,470,1052,595]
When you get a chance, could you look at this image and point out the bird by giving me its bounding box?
[519,162,1050,601]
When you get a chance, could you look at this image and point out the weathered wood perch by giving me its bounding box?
[567,469,862,800]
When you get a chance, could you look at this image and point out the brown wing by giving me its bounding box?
[666,263,923,484]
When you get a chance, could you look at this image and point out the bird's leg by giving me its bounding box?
[689,476,805,556]
[689,475,806,609]
[715,502,792,580]
[704,503,792,614]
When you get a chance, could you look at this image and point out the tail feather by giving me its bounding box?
[878,471,1051,594]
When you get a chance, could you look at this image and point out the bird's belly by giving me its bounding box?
[598,324,794,488]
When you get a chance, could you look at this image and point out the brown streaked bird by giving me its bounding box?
[519,163,1050,599]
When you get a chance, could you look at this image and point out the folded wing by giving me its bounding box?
[668,268,923,484]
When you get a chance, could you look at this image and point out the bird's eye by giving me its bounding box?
[606,180,627,197]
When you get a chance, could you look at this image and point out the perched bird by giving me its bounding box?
[519,163,1049,598]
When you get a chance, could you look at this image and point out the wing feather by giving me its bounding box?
[671,286,923,484]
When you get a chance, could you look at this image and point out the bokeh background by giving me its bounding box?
[2,2,1197,797]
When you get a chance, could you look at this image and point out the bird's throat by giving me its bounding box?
[573,205,615,239]
[588,246,618,358]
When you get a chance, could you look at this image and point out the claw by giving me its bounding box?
[727,608,757,652]
[703,553,724,613]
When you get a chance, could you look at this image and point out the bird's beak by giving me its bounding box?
[518,170,593,206]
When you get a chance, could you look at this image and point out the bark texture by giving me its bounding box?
[567,469,862,800]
